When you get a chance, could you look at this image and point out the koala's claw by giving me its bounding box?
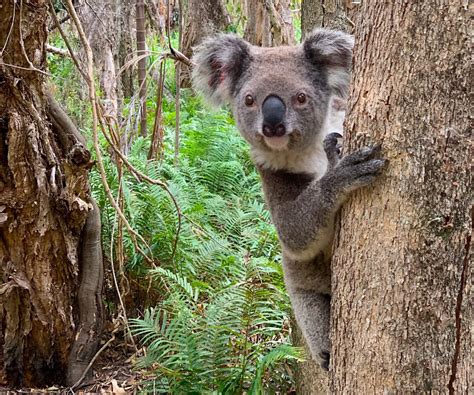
[342,158,387,192]
[323,133,343,168]
[322,141,387,195]
[319,350,330,371]
[339,144,382,167]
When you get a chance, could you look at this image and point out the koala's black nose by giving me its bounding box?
[262,95,286,137]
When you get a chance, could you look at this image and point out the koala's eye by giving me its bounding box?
[245,94,255,106]
[297,93,307,104]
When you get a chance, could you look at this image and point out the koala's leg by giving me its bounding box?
[288,287,331,370]
[283,255,331,369]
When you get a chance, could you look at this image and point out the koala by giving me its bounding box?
[192,29,386,371]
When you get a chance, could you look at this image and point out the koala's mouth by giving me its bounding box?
[263,135,290,151]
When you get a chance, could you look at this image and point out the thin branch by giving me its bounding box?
[173,0,183,166]
[64,0,157,267]
[98,116,182,261]
[46,44,70,57]
[168,47,194,68]
[48,14,71,32]
[48,0,89,82]
[109,173,137,351]
[148,60,166,160]
[0,61,51,76]
[70,328,118,390]
[0,0,16,56]
[18,0,47,74]
[174,61,180,166]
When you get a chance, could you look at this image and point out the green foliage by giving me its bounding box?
[88,92,302,391]
[49,20,302,394]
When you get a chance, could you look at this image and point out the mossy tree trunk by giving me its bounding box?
[0,1,103,387]
[331,2,471,393]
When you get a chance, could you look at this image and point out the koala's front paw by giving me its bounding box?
[323,132,343,169]
[319,350,330,371]
[325,144,387,194]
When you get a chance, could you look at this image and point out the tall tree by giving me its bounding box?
[180,0,230,86]
[330,2,471,393]
[0,0,103,387]
[76,0,120,120]
[136,0,147,136]
[117,0,136,102]
[301,0,348,37]
[244,0,295,46]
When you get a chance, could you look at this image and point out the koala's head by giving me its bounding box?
[192,29,354,172]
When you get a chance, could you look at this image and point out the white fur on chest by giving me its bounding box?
[251,142,328,178]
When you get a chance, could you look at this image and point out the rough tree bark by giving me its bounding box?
[136,0,147,136]
[0,1,103,387]
[117,0,136,101]
[301,0,348,38]
[243,0,295,47]
[330,2,471,393]
[145,0,166,41]
[76,0,120,121]
[180,0,230,86]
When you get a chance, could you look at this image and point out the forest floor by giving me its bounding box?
[1,339,146,394]
[71,342,144,394]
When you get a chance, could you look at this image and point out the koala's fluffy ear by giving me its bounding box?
[303,29,354,97]
[192,34,251,106]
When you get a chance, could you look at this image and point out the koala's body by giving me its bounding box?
[192,29,385,370]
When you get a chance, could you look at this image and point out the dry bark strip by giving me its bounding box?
[46,95,104,387]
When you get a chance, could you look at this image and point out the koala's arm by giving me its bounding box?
[271,136,386,260]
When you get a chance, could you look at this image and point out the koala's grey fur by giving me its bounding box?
[192,29,386,370]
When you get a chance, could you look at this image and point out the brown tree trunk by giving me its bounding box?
[145,0,166,40]
[117,0,136,101]
[301,0,348,38]
[136,0,147,136]
[243,0,295,47]
[180,0,230,86]
[331,2,471,393]
[0,1,103,387]
[76,0,120,121]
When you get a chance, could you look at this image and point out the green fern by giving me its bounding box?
[90,75,299,392]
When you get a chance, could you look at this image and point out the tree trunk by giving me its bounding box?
[301,0,348,38]
[331,2,471,393]
[243,0,295,47]
[180,0,230,86]
[0,1,103,387]
[117,0,136,101]
[136,0,147,137]
[145,0,166,40]
[76,0,120,121]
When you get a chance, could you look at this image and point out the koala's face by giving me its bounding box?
[192,29,353,166]
[232,46,331,153]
